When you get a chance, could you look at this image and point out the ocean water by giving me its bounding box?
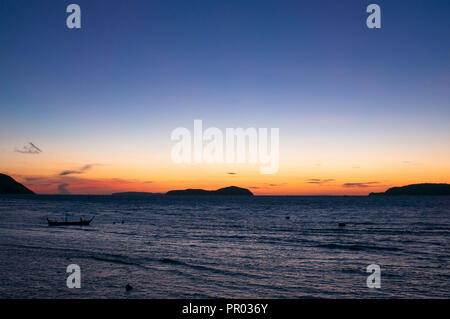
[0,195,448,299]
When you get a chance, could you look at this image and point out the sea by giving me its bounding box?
[0,195,448,298]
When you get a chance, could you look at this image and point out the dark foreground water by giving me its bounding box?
[0,195,448,298]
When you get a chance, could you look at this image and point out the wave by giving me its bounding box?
[0,242,148,269]
[317,243,401,252]
[159,258,265,280]
[161,258,185,265]
[90,255,138,266]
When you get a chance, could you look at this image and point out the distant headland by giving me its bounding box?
[166,186,253,196]
[369,183,450,196]
[112,192,162,197]
[0,173,35,194]
[112,186,253,196]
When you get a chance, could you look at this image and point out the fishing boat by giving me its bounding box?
[46,216,94,226]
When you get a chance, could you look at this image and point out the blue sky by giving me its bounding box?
[1,1,449,127]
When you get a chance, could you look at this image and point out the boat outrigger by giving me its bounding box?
[46,216,94,226]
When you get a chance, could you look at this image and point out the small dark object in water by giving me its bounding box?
[47,217,94,226]
[285,216,290,219]
[121,220,124,224]
[125,284,133,291]
[338,223,346,227]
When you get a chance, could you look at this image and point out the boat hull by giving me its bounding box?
[47,217,94,226]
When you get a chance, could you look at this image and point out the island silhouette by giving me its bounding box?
[369,183,450,196]
[166,186,253,196]
[112,192,162,197]
[113,186,254,196]
[0,173,34,194]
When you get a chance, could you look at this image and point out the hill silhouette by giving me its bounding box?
[112,192,162,196]
[167,186,253,196]
[0,173,35,194]
[370,183,450,196]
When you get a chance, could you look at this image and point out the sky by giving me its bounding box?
[0,0,449,195]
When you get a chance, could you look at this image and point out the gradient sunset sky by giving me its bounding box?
[1,0,449,195]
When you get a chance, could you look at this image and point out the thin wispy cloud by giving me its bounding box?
[247,183,287,189]
[15,174,156,195]
[59,164,96,176]
[306,178,334,185]
[342,182,379,188]
[58,183,70,194]
[15,142,42,154]
[265,182,287,187]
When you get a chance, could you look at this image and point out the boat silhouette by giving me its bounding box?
[46,216,94,226]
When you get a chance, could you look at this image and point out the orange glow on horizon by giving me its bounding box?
[2,143,449,195]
